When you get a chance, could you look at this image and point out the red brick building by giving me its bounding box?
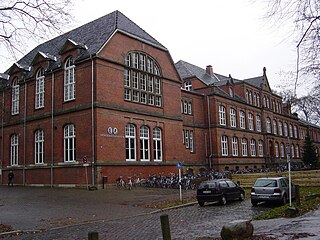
[0,11,319,187]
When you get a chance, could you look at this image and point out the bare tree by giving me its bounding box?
[262,0,320,94]
[0,0,74,66]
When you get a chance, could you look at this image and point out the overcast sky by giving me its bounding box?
[2,0,298,92]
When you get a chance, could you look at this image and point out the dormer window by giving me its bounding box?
[11,78,19,115]
[184,81,192,91]
[229,87,233,97]
[35,68,45,109]
[64,57,75,102]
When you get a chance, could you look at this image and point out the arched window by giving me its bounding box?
[275,142,279,158]
[245,90,249,103]
[291,144,295,158]
[140,126,150,161]
[250,139,256,156]
[239,111,246,129]
[289,124,293,138]
[280,143,285,158]
[294,126,298,138]
[273,120,277,135]
[284,122,288,136]
[125,124,136,161]
[278,121,283,136]
[249,91,253,104]
[10,134,19,166]
[266,117,271,133]
[241,138,248,156]
[256,115,261,132]
[35,68,45,109]
[221,136,228,156]
[258,140,264,157]
[64,124,76,162]
[296,145,300,158]
[124,52,162,107]
[253,93,257,106]
[230,108,236,128]
[232,137,238,156]
[35,129,44,164]
[153,128,162,161]
[248,113,254,130]
[11,78,19,115]
[64,57,75,101]
[219,105,226,125]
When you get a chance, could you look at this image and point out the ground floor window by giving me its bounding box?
[10,134,19,166]
[64,124,76,162]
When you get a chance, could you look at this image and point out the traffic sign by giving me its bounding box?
[176,162,183,169]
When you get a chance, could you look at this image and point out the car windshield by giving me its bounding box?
[254,179,277,187]
[199,182,217,189]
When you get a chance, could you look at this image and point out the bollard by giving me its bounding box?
[160,214,171,240]
[295,184,300,207]
[88,231,99,240]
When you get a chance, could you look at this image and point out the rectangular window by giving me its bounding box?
[250,140,256,156]
[12,84,19,115]
[140,74,146,91]
[64,67,75,101]
[132,52,139,69]
[155,78,161,94]
[221,136,228,156]
[35,77,45,109]
[133,71,139,89]
[248,113,254,130]
[155,96,162,107]
[188,102,192,114]
[124,89,131,100]
[256,115,261,132]
[219,106,226,125]
[232,137,238,156]
[190,130,194,153]
[140,54,146,71]
[124,69,130,87]
[242,139,247,156]
[10,135,19,166]
[64,125,76,162]
[132,90,139,102]
[230,109,236,128]
[148,76,153,92]
[185,130,189,148]
[240,111,246,129]
[35,130,44,164]
[140,92,147,104]
[148,94,154,105]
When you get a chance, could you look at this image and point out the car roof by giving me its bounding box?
[256,177,286,180]
[202,179,231,183]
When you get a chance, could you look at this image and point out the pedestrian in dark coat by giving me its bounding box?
[8,171,14,187]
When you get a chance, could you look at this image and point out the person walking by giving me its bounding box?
[8,170,14,187]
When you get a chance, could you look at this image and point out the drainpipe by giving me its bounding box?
[51,71,55,187]
[1,90,4,185]
[91,55,95,187]
[23,81,27,185]
[207,95,213,169]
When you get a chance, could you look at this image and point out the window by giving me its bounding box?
[124,52,162,107]
[184,81,192,91]
[273,120,277,135]
[246,90,249,103]
[221,136,228,156]
[291,144,295,158]
[239,111,246,129]
[230,108,236,128]
[249,91,253,104]
[189,130,194,153]
[284,123,288,136]
[289,124,293,138]
[185,130,189,148]
[232,137,238,156]
[275,142,279,158]
[64,124,76,162]
[263,96,266,108]
[253,93,257,106]
[188,102,192,115]
[278,121,283,136]
[64,57,75,101]
[11,79,19,115]
[140,126,150,161]
[10,134,19,166]
[241,138,248,156]
[219,105,226,125]
[256,115,261,132]
[229,87,233,97]
[248,113,254,130]
[266,118,271,133]
[258,140,264,157]
[280,143,285,158]
[294,126,298,138]
[257,94,260,107]
[153,128,162,161]
[250,139,256,156]
[35,68,45,109]
[296,145,300,158]
[35,129,44,164]
[126,124,136,161]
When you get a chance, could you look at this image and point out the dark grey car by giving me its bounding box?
[250,177,295,206]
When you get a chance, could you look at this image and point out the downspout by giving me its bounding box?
[91,55,95,187]
[207,95,213,169]
[23,81,27,185]
[51,71,55,187]
[1,90,4,185]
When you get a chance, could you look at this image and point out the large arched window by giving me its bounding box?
[250,139,256,156]
[11,78,19,115]
[64,124,76,162]
[140,126,150,161]
[124,52,162,107]
[35,129,44,164]
[10,134,19,166]
[64,57,75,101]
[230,108,236,128]
[35,68,45,109]
[125,124,136,161]
[153,128,162,161]
[248,112,254,130]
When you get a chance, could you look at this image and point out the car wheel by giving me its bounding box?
[220,195,227,205]
[198,201,204,207]
[281,195,287,205]
[251,199,258,207]
[239,192,245,201]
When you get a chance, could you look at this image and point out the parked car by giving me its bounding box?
[250,177,295,206]
[196,179,245,206]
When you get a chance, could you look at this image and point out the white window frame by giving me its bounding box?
[258,140,264,157]
[232,137,238,156]
[219,105,226,126]
[35,68,45,109]
[140,126,150,161]
[11,79,19,115]
[64,57,75,101]
[248,113,254,130]
[275,142,279,158]
[256,115,261,132]
[153,128,162,161]
[239,111,246,129]
[280,143,285,158]
[273,120,277,135]
[35,129,44,164]
[284,123,288,136]
[289,124,293,138]
[278,121,283,136]
[64,124,76,162]
[250,139,256,156]
[241,138,248,156]
[230,108,236,128]
[189,130,194,153]
[126,124,136,161]
[221,136,228,156]
[184,81,192,91]
[291,144,295,158]
[10,134,19,166]
[266,118,271,133]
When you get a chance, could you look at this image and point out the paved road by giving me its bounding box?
[1,186,319,239]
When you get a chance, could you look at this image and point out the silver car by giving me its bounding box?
[250,177,295,206]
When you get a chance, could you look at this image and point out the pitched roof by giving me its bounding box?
[8,10,165,73]
[175,60,230,85]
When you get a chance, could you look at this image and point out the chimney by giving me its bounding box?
[206,65,213,76]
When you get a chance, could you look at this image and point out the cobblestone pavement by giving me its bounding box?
[1,185,319,239]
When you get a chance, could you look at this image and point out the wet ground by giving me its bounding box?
[0,185,319,239]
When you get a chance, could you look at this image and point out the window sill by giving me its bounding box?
[57,161,79,165]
